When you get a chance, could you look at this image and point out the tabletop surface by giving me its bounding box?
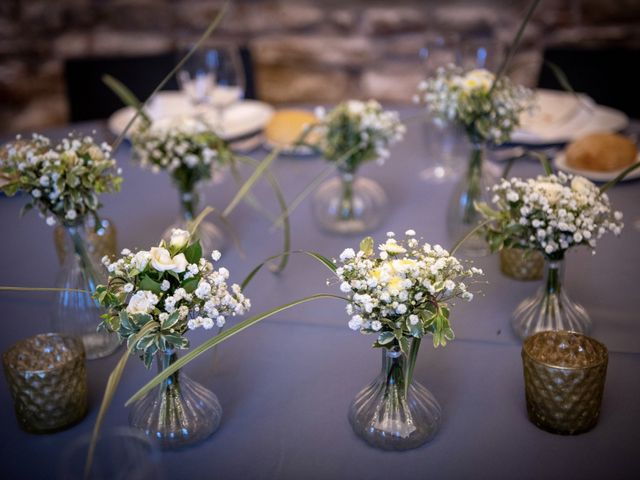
[1,107,639,479]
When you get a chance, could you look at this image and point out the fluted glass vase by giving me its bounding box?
[129,349,222,450]
[348,348,441,451]
[312,167,387,235]
[512,256,591,340]
[446,140,495,256]
[163,185,224,254]
[52,221,119,359]
[54,217,117,264]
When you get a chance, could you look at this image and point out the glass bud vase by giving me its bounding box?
[512,256,591,340]
[129,349,222,450]
[446,140,495,256]
[52,222,119,359]
[163,185,224,253]
[348,348,441,451]
[312,167,387,235]
[54,217,117,264]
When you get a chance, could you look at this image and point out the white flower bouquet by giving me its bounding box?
[478,172,623,259]
[96,228,250,367]
[309,100,405,234]
[337,230,482,350]
[0,133,122,226]
[313,100,406,172]
[415,66,533,145]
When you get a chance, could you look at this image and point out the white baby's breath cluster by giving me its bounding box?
[414,66,533,144]
[336,230,482,350]
[479,172,623,258]
[0,133,122,226]
[313,100,406,172]
[131,117,232,192]
[96,229,250,367]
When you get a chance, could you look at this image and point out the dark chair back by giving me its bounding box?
[538,47,640,118]
[64,52,179,123]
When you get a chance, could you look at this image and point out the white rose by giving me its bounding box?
[535,182,564,204]
[169,229,191,249]
[126,290,157,315]
[132,251,151,271]
[570,175,594,195]
[172,253,188,273]
[150,247,176,271]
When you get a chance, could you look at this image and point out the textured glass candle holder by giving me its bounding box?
[2,333,88,433]
[522,331,608,435]
[500,248,544,281]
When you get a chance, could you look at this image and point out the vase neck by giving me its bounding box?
[381,349,407,390]
[157,349,180,390]
[61,221,103,286]
[178,188,200,221]
[468,143,484,178]
[337,169,356,220]
[544,258,564,295]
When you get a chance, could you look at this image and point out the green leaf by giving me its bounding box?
[139,275,162,294]
[125,293,347,406]
[360,236,374,257]
[161,310,181,331]
[184,241,202,264]
[182,276,199,294]
[378,331,395,345]
[102,74,151,124]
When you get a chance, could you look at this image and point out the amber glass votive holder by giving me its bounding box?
[522,330,608,435]
[500,247,544,281]
[2,333,88,433]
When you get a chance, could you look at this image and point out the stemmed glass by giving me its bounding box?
[418,34,463,182]
[177,48,216,106]
[208,44,246,135]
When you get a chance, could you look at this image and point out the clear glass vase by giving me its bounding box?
[52,222,119,360]
[54,217,117,264]
[163,185,224,254]
[129,349,222,450]
[420,115,464,182]
[348,348,441,451]
[512,256,591,340]
[446,141,495,256]
[312,168,387,235]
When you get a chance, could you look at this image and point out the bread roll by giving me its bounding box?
[565,133,637,172]
[265,109,319,148]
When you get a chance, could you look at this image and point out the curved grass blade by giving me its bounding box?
[228,158,276,222]
[111,1,230,152]
[188,205,245,259]
[599,161,640,194]
[450,218,493,256]
[501,152,528,179]
[0,286,88,293]
[405,337,421,397]
[236,155,291,273]
[102,75,150,124]
[241,250,337,291]
[125,293,347,406]
[489,0,541,95]
[85,322,156,478]
[529,151,553,175]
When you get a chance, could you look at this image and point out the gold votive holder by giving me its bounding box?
[500,247,544,281]
[54,217,117,264]
[2,333,88,433]
[522,331,608,435]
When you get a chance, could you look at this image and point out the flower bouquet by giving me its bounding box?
[477,172,623,339]
[96,228,250,448]
[0,133,122,358]
[309,100,405,234]
[131,116,233,253]
[337,230,482,450]
[415,66,533,254]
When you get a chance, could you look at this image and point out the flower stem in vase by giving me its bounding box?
[512,255,591,340]
[338,170,356,221]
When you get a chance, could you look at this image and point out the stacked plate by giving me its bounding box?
[108,91,274,151]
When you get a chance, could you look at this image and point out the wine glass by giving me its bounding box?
[208,44,246,135]
[459,35,504,71]
[177,48,216,106]
[418,33,463,182]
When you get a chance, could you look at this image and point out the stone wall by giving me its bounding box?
[1,0,640,133]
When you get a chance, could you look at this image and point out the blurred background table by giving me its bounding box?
[1,107,639,479]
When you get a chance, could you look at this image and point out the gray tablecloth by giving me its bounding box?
[1,109,639,479]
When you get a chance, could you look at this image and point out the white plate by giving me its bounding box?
[512,89,629,145]
[554,152,640,182]
[107,91,274,141]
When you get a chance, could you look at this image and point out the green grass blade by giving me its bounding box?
[450,218,493,256]
[501,152,527,179]
[102,74,150,124]
[489,0,541,95]
[110,1,229,152]
[222,148,280,218]
[241,250,337,291]
[405,337,421,397]
[599,161,640,194]
[530,151,553,175]
[0,286,88,293]
[125,293,347,406]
